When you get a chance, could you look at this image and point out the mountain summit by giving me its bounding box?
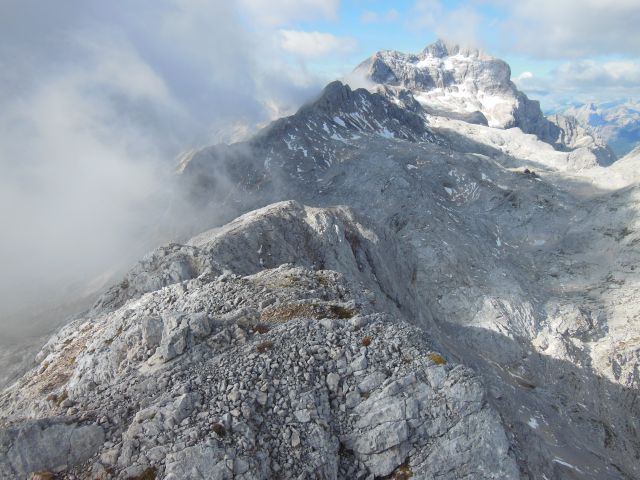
[354,40,615,165]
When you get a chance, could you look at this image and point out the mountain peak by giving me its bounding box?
[421,38,486,59]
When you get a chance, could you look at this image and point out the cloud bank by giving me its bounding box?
[487,0,640,59]
[0,0,341,335]
[514,60,640,109]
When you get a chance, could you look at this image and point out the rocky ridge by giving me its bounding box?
[1,203,518,479]
[561,100,640,157]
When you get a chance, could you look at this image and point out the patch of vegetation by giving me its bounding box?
[328,305,355,319]
[260,303,356,323]
[428,353,447,365]
[212,423,226,437]
[31,471,55,480]
[256,340,274,353]
[46,390,68,407]
[392,462,414,480]
[252,323,270,334]
[127,467,157,480]
[361,336,372,347]
[380,459,413,479]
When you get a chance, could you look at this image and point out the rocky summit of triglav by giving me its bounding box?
[354,39,615,166]
[2,40,640,479]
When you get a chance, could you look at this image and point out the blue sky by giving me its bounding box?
[267,0,640,111]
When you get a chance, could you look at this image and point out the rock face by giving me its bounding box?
[0,202,518,479]
[0,418,104,478]
[3,41,640,480]
[562,100,640,157]
[549,113,616,166]
[354,40,550,133]
[354,39,615,165]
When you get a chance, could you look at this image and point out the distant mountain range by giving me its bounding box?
[559,100,640,157]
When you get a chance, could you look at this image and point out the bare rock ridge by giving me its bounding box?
[2,40,640,479]
[0,202,518,479]
[561,100,640,157]
[177,80,436,210]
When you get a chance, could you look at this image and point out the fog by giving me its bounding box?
[0,1,327,339]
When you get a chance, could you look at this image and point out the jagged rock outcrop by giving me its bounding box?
[562,100,640,157]
[354,40,557,138]
[354,39,616,166]
[549,113,616,166]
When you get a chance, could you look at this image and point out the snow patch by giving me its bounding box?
[333,116,346,127]
[552,458,582,473]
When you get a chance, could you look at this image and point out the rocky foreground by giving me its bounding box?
[1,203,518,479]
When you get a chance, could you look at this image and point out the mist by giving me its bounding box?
[0,1,327,340]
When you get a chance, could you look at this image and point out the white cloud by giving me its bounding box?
[279,30,357,58]
[360,9,400,24]
[0,0,332,329]
[514,59,640,109]
[556,60,640,87]
[515,71,534,82]
[239,0,340,26]
[411,0,485,48]
[485,0,640,58]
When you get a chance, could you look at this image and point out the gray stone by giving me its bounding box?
[1,419,104,477]
[357,371,387,394]
[326,373,341,392]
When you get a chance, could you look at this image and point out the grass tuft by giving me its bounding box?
[212,423,226,437]
[256,341,274,353]
[428,353,447,365]
[127,467,157,480]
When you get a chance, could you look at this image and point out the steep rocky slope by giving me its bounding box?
[2,41,640,479]
[562,101,640,157]
[0,203,518,479]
